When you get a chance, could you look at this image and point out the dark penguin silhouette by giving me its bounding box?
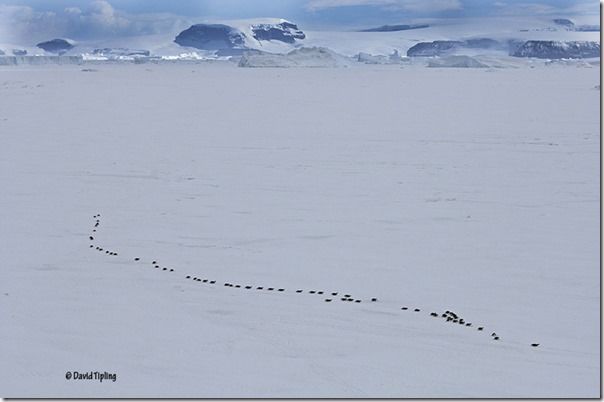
[162,268,167,271]
[401,307,408,310]
[134,258,140,261]
[317,291,323,294]
[325,299,332,302]
[186,276,191,279]
[257,287,263,290]
[355,300,361,303]
[296,290,303,293]
[245,286,251,289]
[414,308,420,312]
[210,281,216,284]
[371,298,378,302]
[341,297,348,301]
[531,343,539,347]
[202,279,208,283]
[90,245,94,248]
[152,260,157,264]
[477,327,484,331]
[430,313,438,317]
[235,285,241,288]
[331,292,338,296]
[267,288,274,291]
[491,333,497,337]
[344,294,351,298]
[169,269,174,272]
[89,236,94,241]
[347,298,354,302]
[493,336,500,341]
[466,323,472,327]
[278,289,285,292]
[309,291,316,294]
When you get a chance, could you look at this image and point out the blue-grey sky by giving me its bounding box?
[0,0,599,43]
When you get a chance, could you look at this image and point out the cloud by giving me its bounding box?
[491,0,599,16]
[305,0,463,13]
[0,0,190,44]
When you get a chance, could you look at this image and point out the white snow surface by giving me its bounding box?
[0,63,599,397]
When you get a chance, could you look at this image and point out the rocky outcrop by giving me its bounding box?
[251,21,305,43]
[174,24,246,50]
[512,41,600,59]
[36,39,74,54]
[358,24,429,32]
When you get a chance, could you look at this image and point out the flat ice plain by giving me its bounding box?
[0,63,599,397]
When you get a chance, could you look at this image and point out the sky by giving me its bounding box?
[0,0,600,44]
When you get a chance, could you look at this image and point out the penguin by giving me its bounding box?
[414,308,420,312]
[491,333,497,337]
[257,287,263,290]
[267,288,274,291]
[347,298,354,302]
[235,285,241,288]
[106,251,109,254]
[186,276,191,279]
[202,279,208,283]
[447,317,453,322]
[466,323,472,327]
[344,294,351,298]
[210,281,216,284]
[245,286,251,289]
[531,343,539,347]
[325,299,332,302]
[162,268,167,271]
[317,291,323,294]
[134,258,140,261]
[331,292,338,296]
[278,289,285,292]
[493,336,500,341]
[296,290,303,293]
[430,313,438,317]
[453,319,458,323]
[401,307,408,310]
[341,297,348,301]
[477,327,484,331]
[152,261,157,265]
[89,236,94,241]
[371,298,378,302]
[355,300,361,303]
[441,313,447,317]
[309,291,316,294]
[169,269,174,272]
[90,245,94,248]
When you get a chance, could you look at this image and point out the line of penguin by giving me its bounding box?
[88,214,539,349]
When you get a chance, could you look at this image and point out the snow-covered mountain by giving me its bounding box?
[173,19,306,56]
[1,15,599,65]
